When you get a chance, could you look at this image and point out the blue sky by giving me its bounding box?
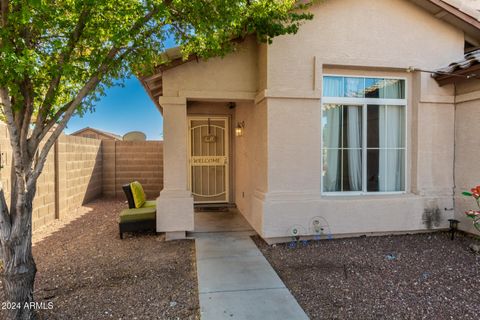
[65,77,164,140]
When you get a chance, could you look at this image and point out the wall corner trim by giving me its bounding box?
[179,90,256,101]
[419,95,455,104]
[158,96,187,107]
[455,91,480,103]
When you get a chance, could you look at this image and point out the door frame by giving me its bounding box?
[187,115,230,204]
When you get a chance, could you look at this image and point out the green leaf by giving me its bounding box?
[462,192,473,197]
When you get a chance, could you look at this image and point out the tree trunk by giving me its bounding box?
[0,187,37,320]
[2,259,37,320]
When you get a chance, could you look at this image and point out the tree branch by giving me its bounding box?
[0,88,23,173]
[1,96,28,243]
[29,6,160,157]
[0,0,8,27]
[27,22,158,189]
[8,4,36,169]
[0,89,12,240]
[0,185,12,243]
[31,6,92,151]
[19,78,34,167]
[27,41,124,188]
[0,87,22,236]
[28,46,122,156]
[40,7,91,112]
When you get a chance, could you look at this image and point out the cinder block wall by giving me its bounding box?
[32,146,56,230]
[102,140,163,199]
[0,124,102,230]
[0,125,55,230]
[102,140,116,197]
[0,125,59,231]
[57,135,103,219]
[0,123,163,232]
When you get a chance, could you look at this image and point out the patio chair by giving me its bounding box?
[118,182,157,239]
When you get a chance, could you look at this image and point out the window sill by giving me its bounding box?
[320,192,418,200]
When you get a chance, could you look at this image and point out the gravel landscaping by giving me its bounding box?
[254,232,480,320]
[1,199,199,320]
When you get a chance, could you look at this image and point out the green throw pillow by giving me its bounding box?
[130,181,146,209]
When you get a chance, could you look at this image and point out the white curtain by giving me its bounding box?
[323,77,343,97]
[379,105,405,191]
[323,106,341,191]
[381,79,405,99]
[347,106,362,191]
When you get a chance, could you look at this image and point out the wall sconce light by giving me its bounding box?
[235,121,245,137]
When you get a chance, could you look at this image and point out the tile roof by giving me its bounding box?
[436,49,480,74]
[433,49,480,85]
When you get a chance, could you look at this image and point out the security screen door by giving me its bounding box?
[188,117,229,203]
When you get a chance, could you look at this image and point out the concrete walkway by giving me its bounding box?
[195,231,309,320]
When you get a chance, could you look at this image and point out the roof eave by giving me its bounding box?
[434,63,480,86]
[409,0,480,42]
[138,50,198,111]
[141,1,480,99]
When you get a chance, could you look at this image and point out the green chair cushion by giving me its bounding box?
[119,207,156,223]
[142,200,156,208]
[130,181,146,208]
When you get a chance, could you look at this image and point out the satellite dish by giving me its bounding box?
[123,131,147,141]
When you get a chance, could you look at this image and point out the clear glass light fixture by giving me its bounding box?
[235,121,245,137]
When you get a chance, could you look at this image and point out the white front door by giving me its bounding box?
[188,116,229,203]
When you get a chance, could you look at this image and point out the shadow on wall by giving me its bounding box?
[79,147,103,206]
[54,135,103,220]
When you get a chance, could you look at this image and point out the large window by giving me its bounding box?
[322,76,406,194]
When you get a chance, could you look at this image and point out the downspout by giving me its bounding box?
[452,82,457,220]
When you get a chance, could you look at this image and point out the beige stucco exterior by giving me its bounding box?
[453,80,480,234]
[154,0,480,240]
[162,36,259,100]
[156,97,194,237]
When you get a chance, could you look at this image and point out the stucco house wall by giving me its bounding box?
[454,80,480,234]
[156,0,479,240]
[254,0,463,238]
[266,0,464,92]
[162,36,259,99]
[235,100,268,232]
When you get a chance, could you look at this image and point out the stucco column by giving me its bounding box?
[157,97,194,239]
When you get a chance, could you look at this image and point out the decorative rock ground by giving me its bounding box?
[254,232,480,320]
[0,199,199,320]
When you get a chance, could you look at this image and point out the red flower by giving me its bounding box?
[465,210,480,217]
[468,187,480,198]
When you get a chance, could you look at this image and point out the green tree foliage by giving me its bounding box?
[0,1,313,318]
[0,0,313,120]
